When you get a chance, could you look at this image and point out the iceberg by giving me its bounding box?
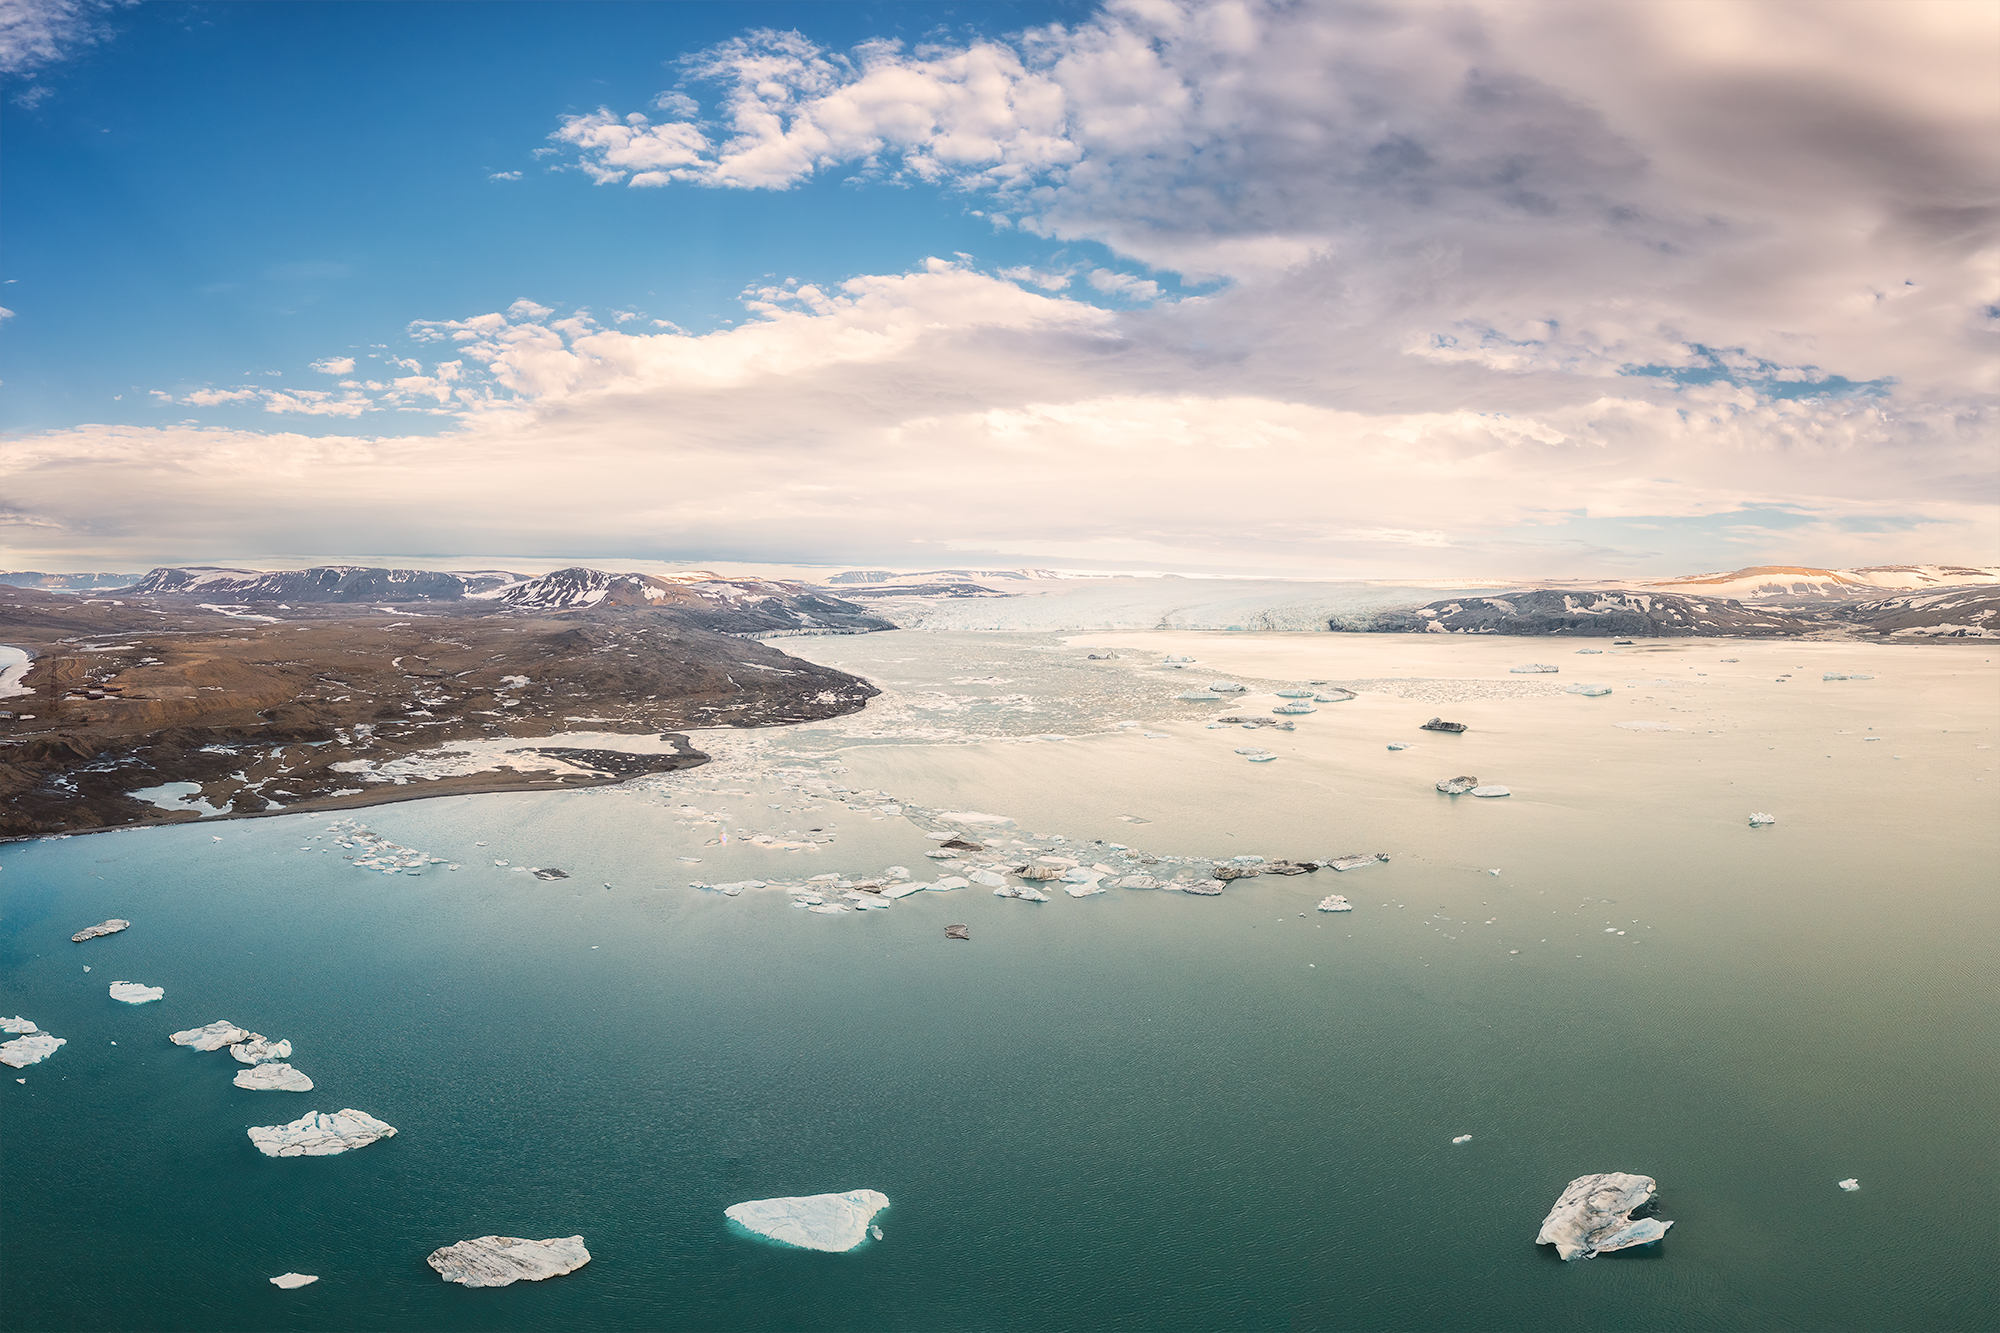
[1326,853,1390,871]
[426,1235,591,1287]
[1748,812,1777,827]
[929,876,970,891]
[1510,664,1560,673]
[1208,681,1246,692]
[108,981,163,1004]
[231,1035,293,1065]
[724,1189,889,1253]
[1435,775,1478,795]
[1838,1178,1860,1191]
[72,919,130,942]
[235,1062,314,1092]
[944,924,970,940]
[1275,689,1313,698]
[1,1016,39,1034]
[1452,1134,1473,1144]
[1176,690,1222,701]
[1113,874,1160,889]
[1182,880,1225,895]
[247,1108,397,1157]
[1535,1172,1673,1260]
[171,1020,249,1051]
[880,882,930,899]
[1313,689,1356,702]
[1315,895,1352,912]
[1419,717,1467,733]
[1,1032,66,1068]
[1061,881,1105,898]
[968,870,1007,888]
[1470,785,1511,797]
[1564,684,1613,696]
[1272,702,1315,715]
[268,1273,319,1289]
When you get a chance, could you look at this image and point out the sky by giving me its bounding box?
[2,0,1996,578]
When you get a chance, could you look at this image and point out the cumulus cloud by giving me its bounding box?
[0,0,123,78]
[8,0,1996,573]
[309,356,355,375]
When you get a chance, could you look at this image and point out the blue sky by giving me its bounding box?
[2,0,1994,576]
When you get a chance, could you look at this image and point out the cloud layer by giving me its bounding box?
[6,0,1996,574]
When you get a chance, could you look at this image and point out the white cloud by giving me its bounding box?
[0,0,121,78]
[309,356,355,375]
[489,170,522,181]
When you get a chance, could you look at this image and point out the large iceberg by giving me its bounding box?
[171,1020,249,1051]
[725,1189,889,1252]
[235,1062,314,1092]
[1535,1172,1673,1260]
[426,1235,591,1287]
[248,1108,397,1157]
[1,1030,66,1068]
[108,981,164,1004]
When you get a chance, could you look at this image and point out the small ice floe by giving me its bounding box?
[171,1021,249,1051]
[996,883,1052,902]
[1276,689,1313,698]
[1748,812,1777,827]
[248,1109,397,1157]
[1208,681,1247,693]
[1163,655,1195,663]
[1272,702,1316,715]
[1113,874,1161,889]
[231,1035,293,1065]
[1486,869,1501,876]
[1182,880,1225,896]
[930,876,970,892]
[1386,742,1409,751]
[1564,684,1613,697]
[1420,718,1467,733]
[1470,785,1511,798]
[968,870,1007,888]
[1535,1172,1673,1261]
[1325,853,1389,872]
[428,1235,591,1287]
[71,919,130,943]
[1575,648,1603,654]
[108,981,163,1004]
[1838,1178,1860,1191]
[1,1028,66,1068]
[1452,1135,1473,1144]
[944,924,970,940]
[1510,664,1560,673]
[1061,881,1104,898]
[268,1273,319,1289]
[871,1224,883,1240]
[1435,775,1479,795]
[1316,895,1353,913]
[725,1189,889,1252]
[1142,731,1170,738]
[1823,673,1874,681]
[1314,689,1357,703]
[235,1062,314,1092]
[529,868,569,881]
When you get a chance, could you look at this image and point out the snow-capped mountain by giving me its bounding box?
[473,567,890,633]
[117,565,491,602]
[1841,587,2000,637]
[1644,564,2000,599]
[825,568,1072,585]
[1361,589,1818,637]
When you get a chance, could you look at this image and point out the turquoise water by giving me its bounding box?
[3,633,1995,1331]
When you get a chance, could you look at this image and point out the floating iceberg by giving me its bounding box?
[248,1108,397,1157]
[1176,690,1222,701]
[1113,874,1161,889]
[1386,742,1409,751]
[930,876,970,891]
[231,1035,293,1065]
[1470,785,1511,798]
[1208,681,1246,692]
[968,869,1007,888]
[936,811,1016,828]
[171,1020,249,1051]
[72,919,130,943]
[1326,853,1389,872]
[1420,717,1467,733]
[235,1062,314,1092]
[1838,1178,1860,1191]
[1061,881,1105,898]
[1313,689,1356,703]
[1575,648,1603,654]
[108,981,163,1004]
[996,883,1052,901]
[268,1273,319,1289]
[1182,880,1225,896]
[1452,1135,1473,1144]
[427,1235,591,1287]
[1316,895,1352,912]
[944,924,970,940]
[725,1189,889,1253]
[1748,812,1777,827]
[1511,664,1560,673]
[1272,702,1315,715]
[880,882,930,899]
[1275,689,1313,698]
[1435,776,1479,795]
[2,1016,40,1034]
[1535,1172,1673,1260]
[1564,684,1613,697]
[1823,673,1874,681]
[1,1031,65,1068]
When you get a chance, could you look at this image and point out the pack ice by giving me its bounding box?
[725,1189,889,1252]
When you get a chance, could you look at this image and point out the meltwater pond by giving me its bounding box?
[2,631,1995,1332]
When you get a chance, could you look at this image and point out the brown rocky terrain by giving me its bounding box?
[0,583,881,838]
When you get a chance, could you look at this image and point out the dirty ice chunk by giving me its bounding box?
[72,919,130,943]
[108,981,163,1004]
[427,1235,591,1287]
[1534,1173,1673,1261]
[725,1190,889,1253]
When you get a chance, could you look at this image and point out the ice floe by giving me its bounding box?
[269,1273,319,1289]
[1564,684,1612,697]
[1,1029,66,1068]
[944,924,970,940]
[1435,776,1479,795]
[248,1109,397,1157]
[171,1020,249,1051]
[235,1062,314,1092]
[1510,664,1560,673]
[72,919,130,942]
[427,1235,591,1287]
[1838,1178,1860,1191]
[231,1035,293,1065]
[1451,1134,1473,1144]
[1748,812,1777,827]
[1535,1172,1673,1260]
[1325,853,1389,872]
[724,1189,889,1252]
[1316,895,1352,912]
[108,981,163,1004]
[1470,785,1511,798]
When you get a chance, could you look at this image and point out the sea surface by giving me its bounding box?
[2,631,1994,1332]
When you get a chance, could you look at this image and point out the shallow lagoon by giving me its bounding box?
[3,632,1995,1331]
